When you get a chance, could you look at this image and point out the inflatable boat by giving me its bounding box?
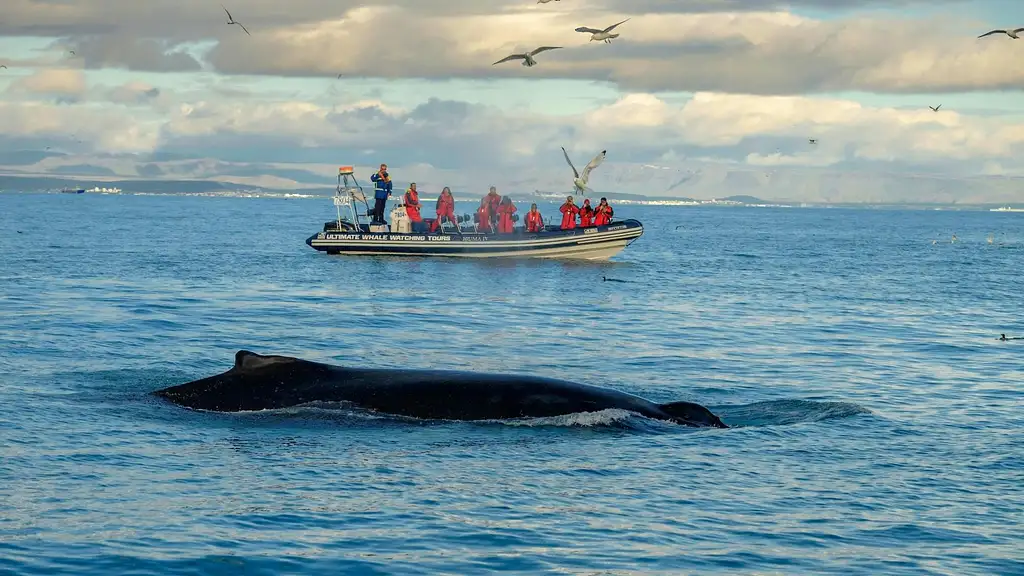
[305,167,643,260]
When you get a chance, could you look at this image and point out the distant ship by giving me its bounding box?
[60,187,85,194]
[86,186,122,194]
[990,206,1024,212]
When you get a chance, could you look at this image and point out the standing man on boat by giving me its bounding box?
[370,163,393,224]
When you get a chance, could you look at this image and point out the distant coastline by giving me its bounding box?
[0,174,1021,211]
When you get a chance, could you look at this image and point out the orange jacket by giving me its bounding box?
[404,189,422,221]
[526,210,543,232]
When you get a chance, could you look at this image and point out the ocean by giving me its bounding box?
[1,191,1021,575]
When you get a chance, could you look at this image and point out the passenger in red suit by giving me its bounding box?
[496,196,517,233]
[579,198,594,227]
[559,196,579,230]
[594,197,614,226]
[525,203,544,232]
[430,187,455,232]
[476,198,493,233]
[403,183,423,230]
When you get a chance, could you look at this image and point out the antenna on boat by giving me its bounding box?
[334,165,371,231]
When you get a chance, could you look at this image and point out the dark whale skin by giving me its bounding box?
[153,351,728,428]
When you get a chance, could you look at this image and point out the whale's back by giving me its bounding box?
[153,351,727,427]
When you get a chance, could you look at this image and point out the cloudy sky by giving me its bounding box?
[3,0,1024,201]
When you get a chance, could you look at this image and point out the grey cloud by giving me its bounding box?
[104,84,161,106]
[201,12,1019,95]
[0,0,522,39]
[0,0,962,40]
[591,0,967,12]
[59,35,202,72]
[157,97,566,170]
[136,163,165,178]
[0,0,997,96]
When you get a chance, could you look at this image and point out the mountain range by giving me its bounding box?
[2,150,1024,206]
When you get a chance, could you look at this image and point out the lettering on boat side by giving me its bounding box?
[606,225,626,231]
[322,233,456,242]
[584,228,598,234]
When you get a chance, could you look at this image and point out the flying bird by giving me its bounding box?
[69,50,75,55]
[0,65,6,69]
[808,138,817,144]
[575,18,631,43]
[492,46,562,67]
[561,147,606,195]
[978,27,1024,39]
[537,0,560,3]
[929,104,941,112]
[222,5,250,35]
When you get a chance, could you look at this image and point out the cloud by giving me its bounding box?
[0,99,161,153]
[104,81,162,106]
[0,0,963,38]
[60,35,203,72]
[6,68,86,100]
[3,89,1024,199]
[196,9,1020,95]
[0,1,1006,94]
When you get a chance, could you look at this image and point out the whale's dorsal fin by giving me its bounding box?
[659,401,728,428]
[234,350,297,371]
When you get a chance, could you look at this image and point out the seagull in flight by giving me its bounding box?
[978,27,1024,39]
[222,5,250,35]
[929,104,941,112]
[537,0,560,3]
[808,138,817,144]
[492,46,562,67]
[0,65,6,69]
[562,147,606,195]
[575,18,631,43]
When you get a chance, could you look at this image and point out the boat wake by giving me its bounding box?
[710,399,872,428]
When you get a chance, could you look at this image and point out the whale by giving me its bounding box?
[153,350,728,428]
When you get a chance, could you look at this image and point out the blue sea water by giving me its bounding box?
[1,192,1022,575]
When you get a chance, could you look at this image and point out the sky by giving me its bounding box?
[2,0,1024,203]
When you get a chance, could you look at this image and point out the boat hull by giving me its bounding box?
[306,219,644,260]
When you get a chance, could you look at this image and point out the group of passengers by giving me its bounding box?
[369,163,614,234]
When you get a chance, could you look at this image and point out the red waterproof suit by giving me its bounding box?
[431,193,455,232]
[579,202,594,227]
[525,210,544,232]
[594,203,613,226]
[477,204,493,233]
[497,203,517,233]
[559,202,580,230]
[404,189,422,222]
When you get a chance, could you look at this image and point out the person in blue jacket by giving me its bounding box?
[369,163,393,223]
